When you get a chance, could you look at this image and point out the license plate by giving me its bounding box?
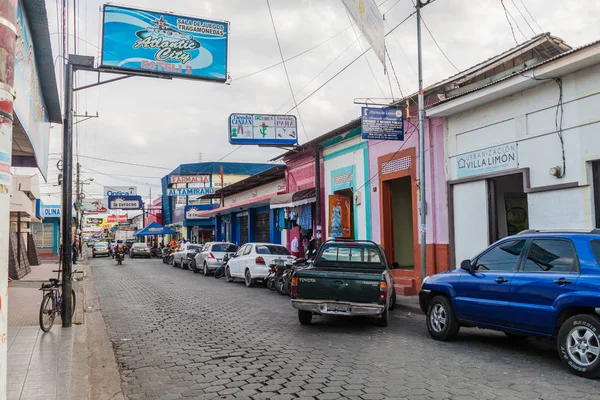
[327,303,349,312]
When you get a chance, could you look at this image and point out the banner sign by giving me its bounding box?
[82,199,108,214]
[13,2,51,179]
[101,5,229,82]
[185,206,210,220]
[41,205,76,218]
[328,195,352,239]
[342,0,385,67]
[361,107,404,140]
[108,195,143,210]
[170,175,210,184]
[456,142,518,179]
[86,217,104,227]
[229,114,297,145]
[167,188,215,196]
[107,215,128,223]
[104,186,137,198]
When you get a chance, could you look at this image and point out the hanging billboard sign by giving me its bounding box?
[342,0,385,67]
[361,107,404,141]
[86,217,104,227]
[229,114,297,146]
[170,175,210,184]
[107,215,128,223]
[108,195,143,210]
[185,206,210,220]
[167,188,215,196]
[103,186,137,198]
[101,5,229,82]
[82,199,108,214]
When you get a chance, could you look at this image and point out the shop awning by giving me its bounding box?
[193,193,277,218]
[135,222,177,236]
[270,188,316,209]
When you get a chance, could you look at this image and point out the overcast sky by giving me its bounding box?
[35,0,600,201]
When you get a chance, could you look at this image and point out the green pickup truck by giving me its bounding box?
[291,239,397,326]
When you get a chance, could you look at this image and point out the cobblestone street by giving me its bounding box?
[91,255,600,400]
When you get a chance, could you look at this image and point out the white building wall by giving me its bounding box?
[445,62,600,264]
[323,136,369,240]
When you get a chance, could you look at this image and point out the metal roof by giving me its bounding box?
[204,165,286,199]
[22,0,61,123]
[167,161,278,177]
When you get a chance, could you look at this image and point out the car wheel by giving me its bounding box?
[376,307,389,327]
[203,263,209,276]
[180,259,185,269]
[226,266,234,282]
[191,260,199,273]
[558,314,600,378]
[298,310,312,325]
[245,269,255,287]
[92,255,95,258]
[426,295,460,341]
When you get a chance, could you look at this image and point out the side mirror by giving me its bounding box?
[460,259,473,272]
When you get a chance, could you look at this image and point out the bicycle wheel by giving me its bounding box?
[39,292,56,332]
[71,289,76,318]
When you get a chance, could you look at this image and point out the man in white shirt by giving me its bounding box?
[291,236,299,257]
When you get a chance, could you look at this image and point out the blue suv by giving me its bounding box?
[419,230,600,378]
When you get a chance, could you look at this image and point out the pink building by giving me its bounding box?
[368,114,449,295]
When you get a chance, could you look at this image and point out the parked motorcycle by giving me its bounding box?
[214,254,230,279]
[266,258,288,291]
[162,248,175,265]
[115,252,125,265]
[276,258,309,296]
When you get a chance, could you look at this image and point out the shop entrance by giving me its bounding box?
[487,173,529,242]
[255,212,270,243]
[239,215,249,245]
[390,177,414,269]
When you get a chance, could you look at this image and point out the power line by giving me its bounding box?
[519,0,543,33]
[233,25,353,82]
[56,154,173,170]
[386,48,405,98]
[266,0,310,144]
[383,0,402,16]
[285,10,417,114]
[510,0,537,36]
[499,0,527,44]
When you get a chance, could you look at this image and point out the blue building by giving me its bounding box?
[161,162,277,243]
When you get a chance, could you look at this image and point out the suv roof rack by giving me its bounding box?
[517,229,600,235]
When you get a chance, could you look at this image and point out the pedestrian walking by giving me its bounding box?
[72,239,79,265]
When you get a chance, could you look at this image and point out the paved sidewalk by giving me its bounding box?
[7,254,89,400]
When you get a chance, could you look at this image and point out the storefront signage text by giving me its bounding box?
[107,215,128,223]
[108,195,143,210]
[456,142,518,178]
[185,206,210,220]
[167,188,215,196]
[104,186,137,197]
[361,107,404,141]
[170,175,210,184]
[229,113,297,146]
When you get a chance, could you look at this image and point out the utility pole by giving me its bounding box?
[416,0,430,283]
[75,162,81,252]
[61,61,74,327]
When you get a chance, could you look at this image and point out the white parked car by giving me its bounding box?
[193,242,237,275]
[172,243,204,270]
[226,243,295,287]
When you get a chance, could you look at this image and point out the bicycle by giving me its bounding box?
[39,269,84,332]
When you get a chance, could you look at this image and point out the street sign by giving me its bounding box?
[108,195,143,210]
[185,205,211,220]
[361,107,404,141]
[167,188,215,196]
[103,186,137,198]
[229,114,297,146]
[101,5,229,83]
[342,0,385,68]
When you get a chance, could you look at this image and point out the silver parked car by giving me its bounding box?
[193,242,237,275]
[129,242,151,259]
[92,242,109,258]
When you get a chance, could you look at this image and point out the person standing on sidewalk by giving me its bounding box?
[291,236,299,258]
[72,239,79,265]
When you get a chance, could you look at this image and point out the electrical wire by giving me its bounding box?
[519,0,543,34]
[285,10,417,114]
[383,0,402,17]
[500,0,527,44]
[63,154,173,170]
[233,24,354,82]
[266,0,310,144]
[386,48,405,98]
[510,0,537,36]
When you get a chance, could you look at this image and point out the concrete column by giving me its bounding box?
[0,0,18,396]
[269,210,280,244]
[248,209,255,243]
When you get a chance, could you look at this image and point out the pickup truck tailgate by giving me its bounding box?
[296,269,383,303]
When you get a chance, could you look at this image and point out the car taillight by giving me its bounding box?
[379,281,387,302]
[255,256,266,265]
[145,248,150,252]
[291,277,298,298]
[208,252,215,259]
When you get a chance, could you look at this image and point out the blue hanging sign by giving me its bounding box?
[101,5,229,82]
[167,188,215,196]
[108,195,143,210]
[361,107,404,141]
[229,114,298,146]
